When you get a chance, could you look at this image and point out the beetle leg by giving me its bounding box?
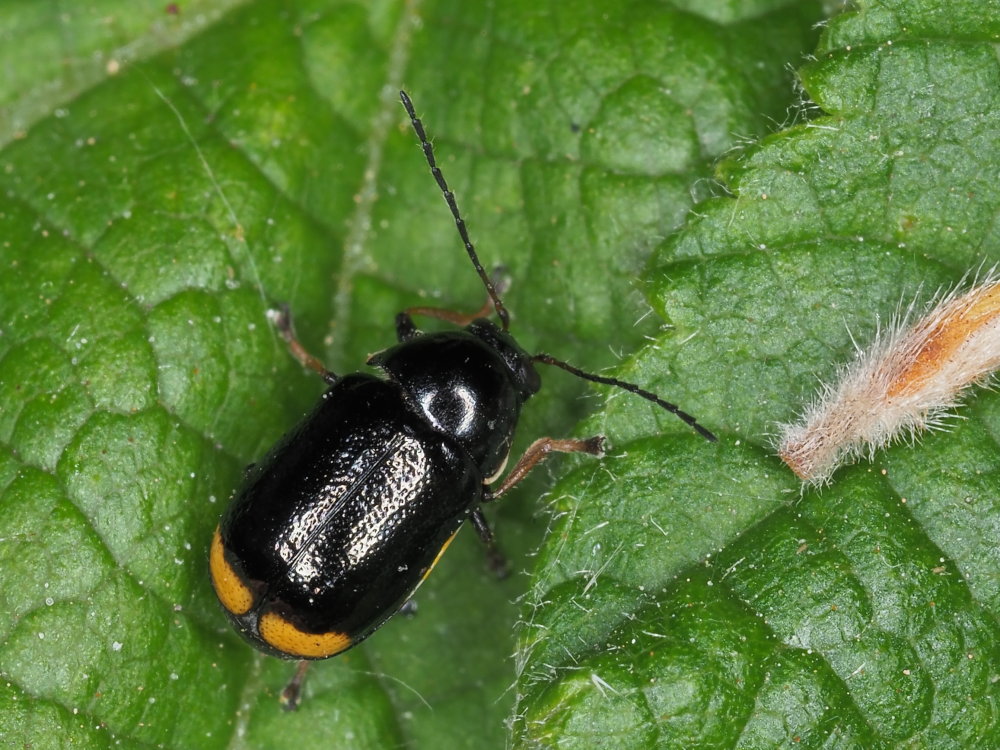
[470,508,509,579]
[402,295,497,328]
[400,267,511,330]
[279,660,311,712]
[484,436,607,502]
[270,305,338,386]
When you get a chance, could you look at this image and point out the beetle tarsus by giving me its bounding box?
[485,436,607,502]
[470,508,509,579]
[279,660,311,712]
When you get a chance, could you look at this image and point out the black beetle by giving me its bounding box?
[210,91,716,707]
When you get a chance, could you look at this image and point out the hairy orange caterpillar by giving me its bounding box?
[779,272,1000,484]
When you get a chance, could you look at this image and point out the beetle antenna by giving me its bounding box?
[400,90,511,331]
[531,353,717,442]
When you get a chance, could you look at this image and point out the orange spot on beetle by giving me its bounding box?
[209,527,254,616]
[258,613,352,659]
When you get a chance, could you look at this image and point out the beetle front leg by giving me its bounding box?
[401,295,496,329]
[269,305,338,386]
[484,436,607,502]
[400,267,510,332]
[470,508,509,579]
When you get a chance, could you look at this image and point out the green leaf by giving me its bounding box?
[1,0,839,747]
[515,0,1000,747]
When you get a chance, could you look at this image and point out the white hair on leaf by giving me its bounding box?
[778,268,1000,484]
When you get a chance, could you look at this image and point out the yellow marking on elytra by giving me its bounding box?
[209,526,254,616]
[421,531,458,584]
[258,612,353,659]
